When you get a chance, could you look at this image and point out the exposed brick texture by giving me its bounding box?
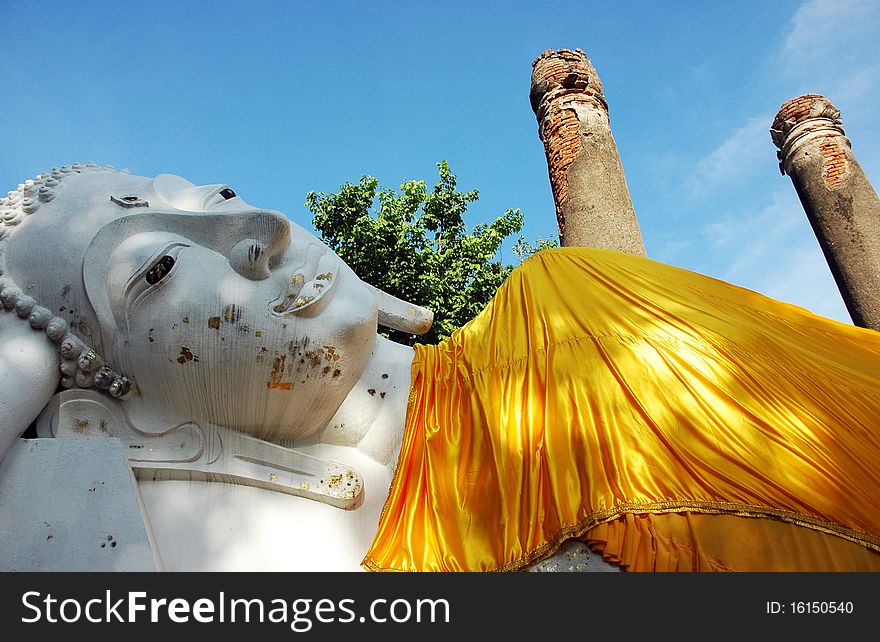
[771,93,829,134]
[818,138,850,189]
[535,101,579,235]
[530,49,607,237]
[530,48,604,113]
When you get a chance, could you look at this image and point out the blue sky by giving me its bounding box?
[2,0,878,323]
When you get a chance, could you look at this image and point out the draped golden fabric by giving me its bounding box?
[363,247,880,572]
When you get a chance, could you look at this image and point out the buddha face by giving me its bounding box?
[6,169,379,441]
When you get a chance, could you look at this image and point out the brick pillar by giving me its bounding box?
[771,94,880,330]
[530,48,646,255]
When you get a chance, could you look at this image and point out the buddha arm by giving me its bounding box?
[0,312,60,462]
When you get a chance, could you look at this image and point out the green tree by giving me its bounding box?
[512,235,558,260]
[306,160,527,345]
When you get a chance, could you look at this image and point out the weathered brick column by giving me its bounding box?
[530,48,646,255]
[771,94,880,330]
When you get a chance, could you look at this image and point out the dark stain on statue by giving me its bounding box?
[61,284,71,298]
[208,316,221,330]
[223,304,242,324]
[288,337,310,355]
[288,344,342,373]
[287,338,310,373]
[267,353,292,390]
[177,347,199,364]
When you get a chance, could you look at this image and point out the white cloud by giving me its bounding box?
[696,188,851,323]
[683,0,880,203]
[669,0,879,326]
[832,63,880,104]
[782,0,880,99]
[784,0,879,63]
[763,245,851,323]
[688,114,774,198]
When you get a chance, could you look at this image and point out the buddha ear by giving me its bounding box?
[0,312,61,462]
[364,282,434,335]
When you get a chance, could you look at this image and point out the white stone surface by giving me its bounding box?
[137,441,393,571]
[0,313,59,462]
[0,438,161,571]
[0,168,424,570]
[527,539,622,573]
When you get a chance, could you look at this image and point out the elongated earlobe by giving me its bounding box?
[364,283,433,335]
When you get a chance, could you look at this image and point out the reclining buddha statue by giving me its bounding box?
[1,163,879,571]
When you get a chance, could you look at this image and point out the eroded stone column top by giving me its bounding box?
[770,94,848,175]
[530,48,607,118]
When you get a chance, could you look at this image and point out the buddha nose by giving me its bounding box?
[226,210,291,280]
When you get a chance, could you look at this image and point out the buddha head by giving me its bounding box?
[0,164,429,442]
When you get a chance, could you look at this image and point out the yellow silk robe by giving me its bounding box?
[363,248,880,571]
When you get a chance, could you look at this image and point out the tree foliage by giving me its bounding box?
[306,161,527,345]
[511,235,558,259]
